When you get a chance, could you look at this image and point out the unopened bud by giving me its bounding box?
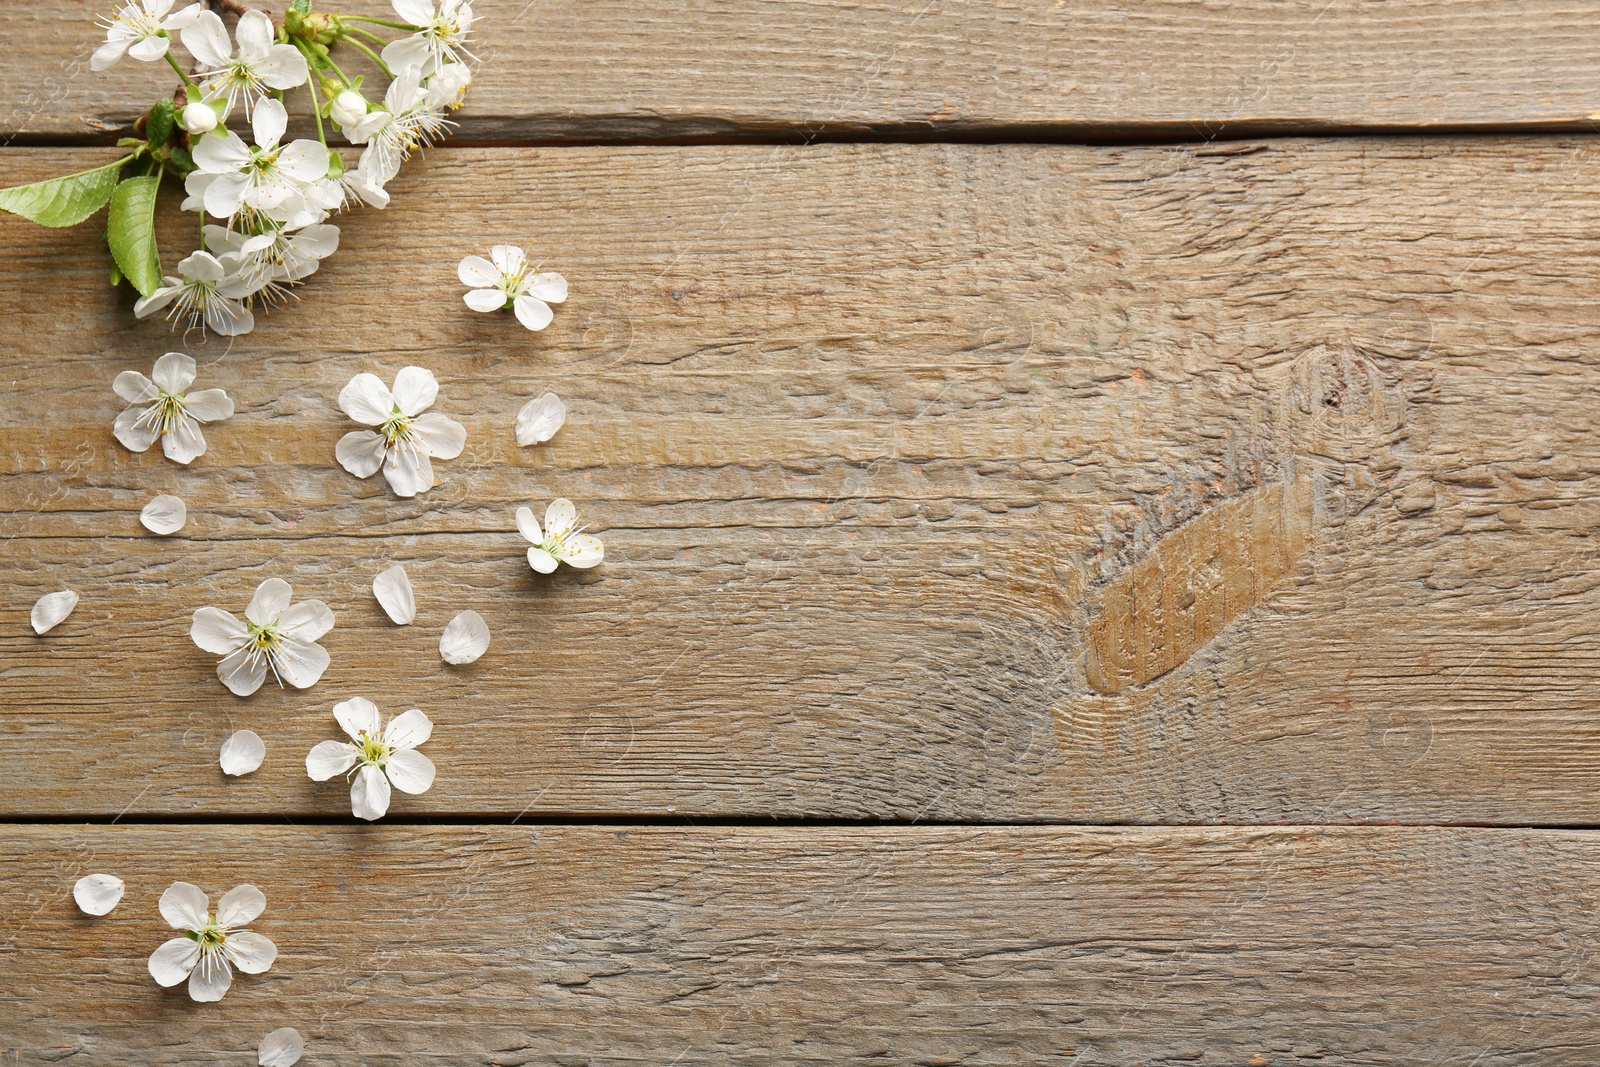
[181,101,218,135]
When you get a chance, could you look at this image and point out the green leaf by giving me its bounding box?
[146,98,177,148]
[0,156,133,228]
[106,175,163,298]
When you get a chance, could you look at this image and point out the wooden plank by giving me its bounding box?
[3,824,1598,1064]
[6,139,1600,822]
[7,1,1600,142]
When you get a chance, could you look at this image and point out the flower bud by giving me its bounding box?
[330,90,369,129]
[181,101,217,135]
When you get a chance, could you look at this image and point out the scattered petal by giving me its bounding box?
[219,730,266,776]
[259,1027,305,1067]
[514,392,566,446]
[372,564,416,624]
[30,590,79,634]
[73,873,125,916]
[439,609,489,665]
[140,494,188,535]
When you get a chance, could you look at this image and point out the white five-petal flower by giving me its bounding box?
[381,0,477,74]
[191,577,335,696]
[352,67,454,182]
[192,98,331,221]
[335,367,466,498]
[91,0,200,70]
[517,499,604,573]
[133,250,256,336]
[306,698,436,821]
[459,246,567,331]
[181,9,309,120]
[113,353,234,465]
[148,882,277,1002]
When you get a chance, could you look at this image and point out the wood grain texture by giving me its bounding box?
[3,823,1599,1065]
[7,1,1600,142]
[6,139,1600,822]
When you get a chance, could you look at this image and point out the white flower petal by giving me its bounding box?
[184,388,234,422]
[457,254,499,288]
[218,646,269,696]
[336,430,387,480]
[234,8,274,57]
[141,494,187,535]
[513,293,554,331]
[188,952,233,1002]
[306,739,358,781]
[113,370,157,403]
[489,244,526,276]
[412,412,466,460]
[149,937,201,986]
[381,446,434,498]
[272,635,330,689]
[30,590,78,634]
[251,98,288,151]
[559,533,606,568]
[73,873,125,916]
[515,506,542,544]
[191,607,247,654]
[180,10,232,70]
[392,0,435,25]
[338,372,396,426]
[439,609,489,665]
[373,564,416,625]
[385,747,436,795]
[259,1027,305,1067]
[351,764,391,820]
[219,730,265,776]
[334,696,382,742]
[463,287,504,312]
[390,366,439,417]
[258,44,310,89]
[91,38,131,70]
[279,599,335,643]
[113,405,160,453]
[527,546,559,574]
[277,140,331,182]
[160,415,208,465]
[159,881,210,930]
[225,931,277,974]
[150,352,197,392]
[215,884,267,927]
[382,708,433,751]
[245,578,292,625]
[526,272,567,304]
[543,498,578,541]
[514,392,566,447]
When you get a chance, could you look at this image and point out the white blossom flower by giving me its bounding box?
[148,882,277,1002]
[306,698,435,821]
[141,494,188,535]
[204,222,339,301]
[335,367,466,498]
[514,392,565,446]
[182,9,308,120]
[334,156,391,209]
[259,1028,305,1067]
[133,250,255,336]
[381,0,477,74]
[517,499,604,573]
[439,609,488,664]
[353,68,453,182]
[426,62,472,110]
[91,0,200,70]
[458,246,567,331]
[220,729,265,775]
[191,577,335,696]
[73,873,125,916]
[372,564,416,625]
[31,590,79,634]
[192,99,330,221]
[113,352,234,465]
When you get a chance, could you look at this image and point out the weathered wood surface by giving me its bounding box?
[8,1,1600,142]
[3,823,1598,1064]
[6,138,1600,822]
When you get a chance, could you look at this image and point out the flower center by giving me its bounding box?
[380,408,416,447]
[187,918,229,952]
[246,619,281,652]
[140,390,189,436]
[357,732,391,768]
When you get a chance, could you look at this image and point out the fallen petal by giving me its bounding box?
[372,564,416,625]
[140,494,188,535]
[439,609,489,665]
[514,392,566,446]
[73,873,125,916]
[258,1026,305,1067]
[30,590,79,634]
[220,730,266,775]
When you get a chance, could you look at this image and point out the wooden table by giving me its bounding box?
[4,2,1600,1062]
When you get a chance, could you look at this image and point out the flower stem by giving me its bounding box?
[341,35,394,77]
[341,15,416,30]
[309,81,327,145]
[164,51,194,87]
